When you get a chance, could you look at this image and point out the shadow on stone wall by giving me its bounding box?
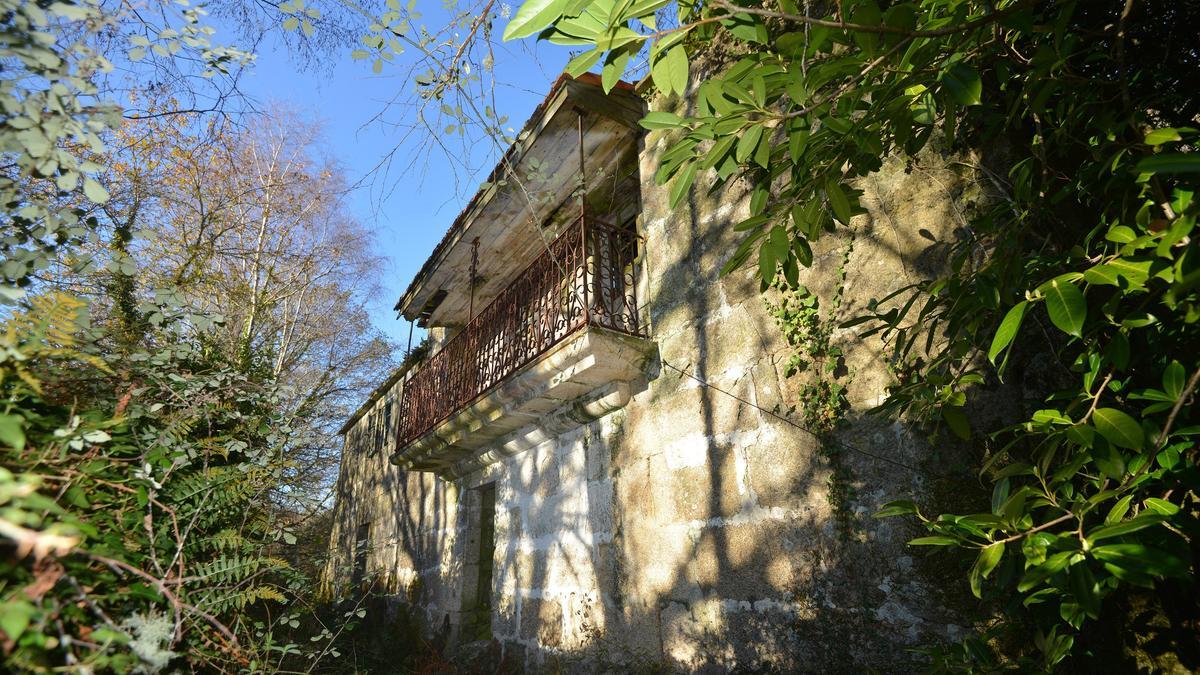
[562,128,997,672]
[328,116,1010,674]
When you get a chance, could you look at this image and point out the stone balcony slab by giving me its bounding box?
[391,326,655,478]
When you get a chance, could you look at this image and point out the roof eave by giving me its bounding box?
[393,73,639,320]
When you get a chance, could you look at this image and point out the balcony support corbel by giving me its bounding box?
[440,379,636,480]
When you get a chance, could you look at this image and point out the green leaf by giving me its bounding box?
[82,178,109,204]
[1135,153,1200,175]
[1144,128,1182,146]
[721,230,764,275]
[752,128,770,168]
[1093,407,1144,450]
[502,0,568,41]
[825,180,852,225]
[908,536,959,546]
[907,84,936,125]
[942,406,970,440]
[700,135,736,170]
[1093,544,1188,578]
[1162,361,1185,399]
[749,185,768,216]
[758,239,777,282]
[1044,278,1086,337]
[969,542,1004,598]
[1069,562,1101,619]
[1105,225,1136,243]
[1087,513,1166,543]
[601,48,631,93]
[874,499,920,519]
[282,16,299,30]
[988,301,1027,364]
[0,600,37,643]
[1032,409,1072,425]
[721,14,768,44]
[1105,495,1134,524]
[1143,497,1180,516]
[639,111,685,130]
[767,225,788,258]
[669,162,696,209]
[565,47,603,78]
[735,125,763,163]
[1018,551,1076,592]
[0,413,26,450]
[1091,438,1126,480]
[21,130,51,158]
[941,64,982,106]
[792,236,812,267]
[664,45,689,96]
[823,116,852,135]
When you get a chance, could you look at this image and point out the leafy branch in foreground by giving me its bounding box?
[506,0,1199,667]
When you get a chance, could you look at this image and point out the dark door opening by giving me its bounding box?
[463,483,496,641]
[352,521,370,590]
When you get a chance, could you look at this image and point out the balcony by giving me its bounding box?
[394,213,654,476]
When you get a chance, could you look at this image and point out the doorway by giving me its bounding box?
[462,483,496,641]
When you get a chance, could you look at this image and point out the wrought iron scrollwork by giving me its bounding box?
[396,214,644,448]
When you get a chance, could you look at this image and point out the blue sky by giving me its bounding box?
[231,12,575,348]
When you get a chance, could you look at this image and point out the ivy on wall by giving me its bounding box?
[769,236,857,536]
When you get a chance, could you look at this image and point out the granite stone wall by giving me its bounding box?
[324,84,992,671]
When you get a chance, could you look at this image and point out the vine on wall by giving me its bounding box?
[769,236,857,537]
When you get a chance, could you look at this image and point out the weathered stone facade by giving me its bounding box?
[325,77,989,671]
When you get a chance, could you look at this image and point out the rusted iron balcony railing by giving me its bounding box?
[396,214,644,448]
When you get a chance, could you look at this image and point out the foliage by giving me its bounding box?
[0,0,398,671]
[102,106,398,511]
[0,0,119,303]
[767,233,853,433]
[508,0,1200,667]
[1,292,286,669]
[769,236,856,535]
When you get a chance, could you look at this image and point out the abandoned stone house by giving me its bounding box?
[324,71,983,671]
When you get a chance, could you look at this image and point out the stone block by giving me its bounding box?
[594,542,618,598]
[493,592,518,638]
[584,429,611,481]
[501,642,526,672]
[667,448,747,522]
[585,479,614,536]
[532,454,561,500]
[496,504,521,543]
[630,383,761,455]
[613,458,671,523]
[527,494,573,539]
[514,550,538,591]
[561,591,603,649]
[621,521,693,599]
[744,425,824,510]
[688,519,802,600]
[519,597,563,649]
[558,442,588,493]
